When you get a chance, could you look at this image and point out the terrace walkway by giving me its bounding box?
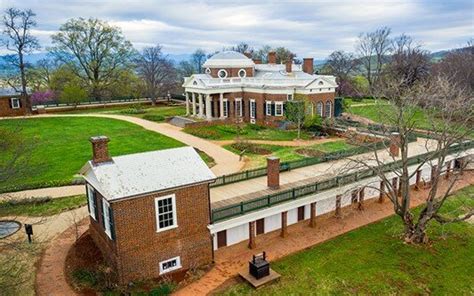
[210,138,438,207]
[175,173,474,295]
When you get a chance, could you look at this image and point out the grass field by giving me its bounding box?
[221,185,474,295]
[225,140,354,168]
[184,124,312,141]
[0,117,184,192]
[0,195,86,217]
[63,105,186,123]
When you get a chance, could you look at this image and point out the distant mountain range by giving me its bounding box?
[0,46,468,77]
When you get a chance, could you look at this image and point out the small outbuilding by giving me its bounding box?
[80,136,216,284]
[0,88,28,117]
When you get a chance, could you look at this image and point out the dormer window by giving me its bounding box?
[218,69,228,79]
[318,81,324,85]
[205,68,211,74]
[238,69,247,78]
[193,81,198,85]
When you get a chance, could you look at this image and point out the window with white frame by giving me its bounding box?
[317,102,323,117]
[159,256,181,274]
[155,195,177,232]
[265,101,272,116]
[205,68,211,74]
[102,199,112,239]
[275,102,284,116]
[238,69,247,78]
[217,69,227,79]
[235,98,242,117]
[87,184,97,220]
[325,101,332,118]
[222,98,228,117]
[250,99,256,119]
[287,94,293,101]
[10,98,20,109]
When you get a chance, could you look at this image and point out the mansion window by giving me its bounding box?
[275,102,284,116]
[218,69,228,79]
[317,102,323,117]
[222,99,228,117]
[238,69,247,78]
[235,98,242,117]
[265,101,272,116]
[287,94,293,101]
[250,99,256,119]
[205,68,211,74]
[10,98,20,109]
[155,195,177,232]
[325,101,332,118]
[159,256,181,274]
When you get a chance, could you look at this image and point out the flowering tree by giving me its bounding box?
[30,90,55,105]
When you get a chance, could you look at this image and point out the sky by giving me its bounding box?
[0,0,473,59]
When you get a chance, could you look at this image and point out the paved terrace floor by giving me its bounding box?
[210,138,438,208]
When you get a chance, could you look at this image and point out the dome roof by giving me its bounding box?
[203,50,254,68]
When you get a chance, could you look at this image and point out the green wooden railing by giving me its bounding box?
[211,141,473,223]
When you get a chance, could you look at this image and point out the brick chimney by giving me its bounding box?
[285,60,292,73]
[303,58,314,74]
[268,51,276,64]
[267,156,280,189]
[389,132,400,157]
[243,51,252,59]
[90,136,112,164]
[253,58,262,64]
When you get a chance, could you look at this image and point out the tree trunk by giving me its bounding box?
[19,52,32,114]
[403,214,429,244]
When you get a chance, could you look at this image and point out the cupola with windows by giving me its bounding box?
[203,50,255,78]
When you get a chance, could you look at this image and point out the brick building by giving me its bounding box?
[182,51,338,125]
[80,136,216,284]
[0,88,28,117]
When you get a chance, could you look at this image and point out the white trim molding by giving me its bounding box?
[159,256,182,274]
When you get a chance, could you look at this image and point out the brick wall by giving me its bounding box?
[209,67,254,78]
[0,96,27,117]
[94,183,213,284]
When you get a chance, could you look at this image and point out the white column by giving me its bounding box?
[185,92,190,116]
[198,94,204,118]
[219,93,224,119]
[206,94,212,120]
[192,93,196,116]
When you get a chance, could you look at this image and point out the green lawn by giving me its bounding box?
[221,185,474,295]
[0,195,87,217]
[0,117,184,192]
[63,105,186,123]
[225,140,354,168]
[184,124,312,141]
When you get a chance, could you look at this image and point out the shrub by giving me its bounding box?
[216,125,239,134]
[304,115,323,130]
[231,141,271,155]
[246,124,266,131]
[142,114,165,122]
[72,269,99,288]
[184,127,220,139]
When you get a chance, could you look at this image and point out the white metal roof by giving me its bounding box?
[203,50,255,68]
[80,146,216,201]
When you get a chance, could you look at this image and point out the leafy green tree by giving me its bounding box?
[285,96,307,139]
[60,81,88,106]
[51,18,134,100]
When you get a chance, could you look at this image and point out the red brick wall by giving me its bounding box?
[107,183,213,284]
[0,96,27,117]
[209,67,254,78]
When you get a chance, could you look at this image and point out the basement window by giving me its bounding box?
[159,256,182,274]
[155,194,178,232]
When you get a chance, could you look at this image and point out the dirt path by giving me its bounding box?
[174,173,474,295]
[35,217,89,296]
[211,137,342,147]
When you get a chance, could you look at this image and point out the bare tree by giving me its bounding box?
[51,18,134,100]
[356,26,392,91]
[192,49,206,74]
[431,40,474,95]
[345,71,473,244]
[324,50,359,96]
[135,45,176,105]
[1,8,40,114]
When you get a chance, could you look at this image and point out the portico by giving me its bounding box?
[185,91,229,120]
